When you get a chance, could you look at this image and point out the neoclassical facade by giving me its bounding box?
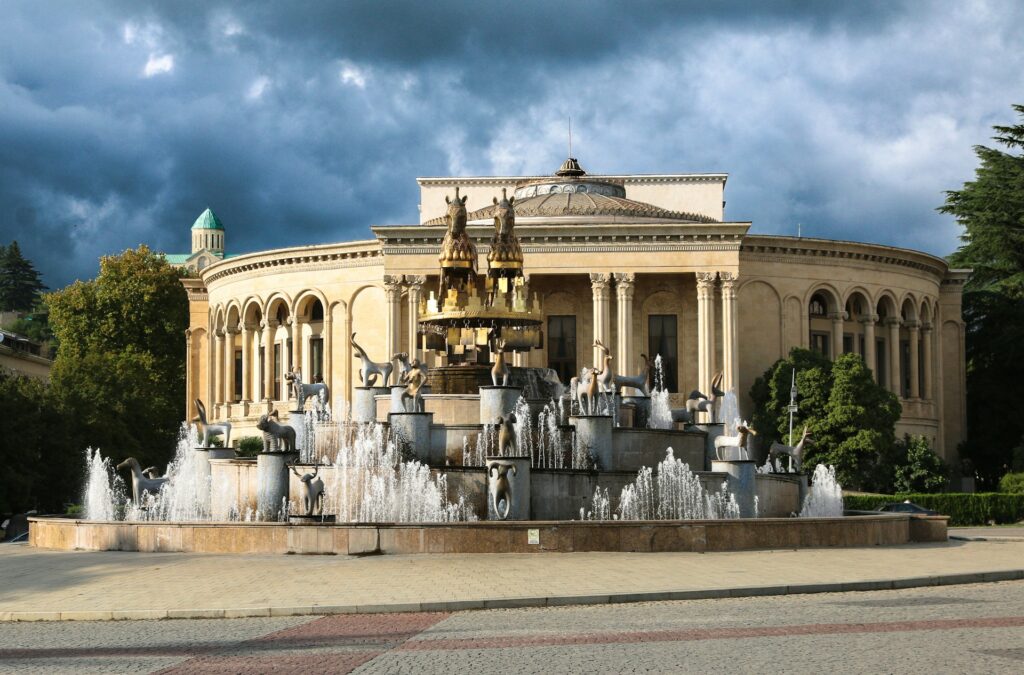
[182,160,967,461]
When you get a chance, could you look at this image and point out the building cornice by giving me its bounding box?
[200,240,382,285]
[416,173,728,187]
[740,235,949,280]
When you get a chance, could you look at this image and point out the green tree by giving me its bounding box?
[750,349,901,490]
[0,241,47,312]
[46,246,188,473]
[892,435,950,494]
[941,104,1024,487]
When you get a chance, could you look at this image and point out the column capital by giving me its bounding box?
[696,271,717,288]
[384,274,404,301]
[905,319,922,331]
[858,313,880,324]
[214,328,225,339]
[718,271,737,285]
[827,311,848,322]
[613,272,635,299]
[589,272,611,290]
[242,321,257,332]
[884,316,902,327]
[224,326,239,335]
[404,275,427,289]
[921,321,933,332]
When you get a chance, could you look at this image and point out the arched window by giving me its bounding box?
[809,294,828,317]
[310,299,324,322]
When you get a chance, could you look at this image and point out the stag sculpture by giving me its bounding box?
[593,340,614,393]
[290,464,325,516]
[573,368,600,415]
[193,399,231,448]
[351,332,393,387]
[714,422,757,461]
[491,339,511,386]
[285,368,329,415]
[768,426,812,473]
[116,458,168,504]
[613,353,651,396]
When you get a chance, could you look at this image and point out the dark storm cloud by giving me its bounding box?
[0,0,1021,287]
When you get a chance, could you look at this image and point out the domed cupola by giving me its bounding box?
[190,208,225,255]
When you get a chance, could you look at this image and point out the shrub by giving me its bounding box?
[892,435,950,494]
[844,492,1024,526]
[999,472,1024,494]
[236,436,263,458]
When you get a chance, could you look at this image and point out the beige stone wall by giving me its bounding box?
[0,347,52,380]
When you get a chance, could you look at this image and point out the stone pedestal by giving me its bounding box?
[257,451,297,521]
[194,447,236,514]
[389,384,408,413]
[288,409,308,457]
[570,414,614,471]
[696,422,725,470]
[711,459,757,518]
[352,386,388,423]
[486,456,531,520]
[389,411,434,464]
[479,385,523,424]
[622,395,651,428]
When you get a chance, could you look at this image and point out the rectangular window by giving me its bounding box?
[648,315,678,393]
[233,349,243,401]
[876,338,886,385]
[918,340,925,397]
[273,344,282,401]
[259,346,266,400]
[309,337,324,381]
[546,315,576,385]
[287,338,293,371]
[900,339,911,398]
[859,335,866,359]
[810,331,830,359]
[842,333,854,356]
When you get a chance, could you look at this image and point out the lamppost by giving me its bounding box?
[787,369,798,446]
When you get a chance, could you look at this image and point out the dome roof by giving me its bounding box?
[191,208,224,231]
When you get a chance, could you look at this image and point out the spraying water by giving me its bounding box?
[719,391,739,434]
[615,449,741,521]
[83,448,120,521]
[799,464,844,517]
[648,354,673,429]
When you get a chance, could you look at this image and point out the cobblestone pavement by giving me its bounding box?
[2,581,1024,673]
[3,539,1024,619]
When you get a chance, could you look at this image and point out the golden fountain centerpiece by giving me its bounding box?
[419,187,541,364]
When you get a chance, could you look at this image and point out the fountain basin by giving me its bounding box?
[28,513,947,555]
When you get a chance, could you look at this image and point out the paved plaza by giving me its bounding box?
[2,580,1024,673]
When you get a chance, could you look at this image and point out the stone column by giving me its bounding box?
[696,272,717,396]
[907,319,921,399]
[861,314,878,382]
[185,328,193,419]
[514,274,531,367]
[829,311,845,361]
[227,327,240,403]
[240,324,252,401]
[288,317,301,379]
[262,320,277,402]
[590,273,612,368]
[406,275,425,361]
[384,275,403,361]
[213,329,225,405]
[323,306,334,394]
[886,317,902,396]
[922,321,933,400]
[720,272,739,392]
[614,273,636,390]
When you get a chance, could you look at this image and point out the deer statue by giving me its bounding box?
[116,458,168,504]
[575,367,600,415]
[290,464,325,516]
[673,372,725,423]
[768,426,812,473]
[491,338,511,386]
[714,421,758,461]
[351,332,393,387]
[613,353,651,396]
[193,399,231,448]
[593,340,614,394]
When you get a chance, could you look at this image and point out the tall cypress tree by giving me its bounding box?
[0,241,46,312]
[941,104,1024,486]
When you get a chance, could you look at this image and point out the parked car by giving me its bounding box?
[876,500,938,516]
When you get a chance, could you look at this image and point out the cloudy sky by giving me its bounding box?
[2,0,1023,288]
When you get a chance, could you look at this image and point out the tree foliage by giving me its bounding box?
[942,104,1024,487]
[0,241,47,312]
[46,246,188,474]
[892,435,950,494]
[750,349,901,490]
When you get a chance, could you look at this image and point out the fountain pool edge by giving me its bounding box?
[28,513,947,555]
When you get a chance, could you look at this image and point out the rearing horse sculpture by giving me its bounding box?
[438,187,476,299]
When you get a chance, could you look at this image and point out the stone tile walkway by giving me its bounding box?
[2,540,1024,621]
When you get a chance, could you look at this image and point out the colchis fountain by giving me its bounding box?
[32,187,945,555]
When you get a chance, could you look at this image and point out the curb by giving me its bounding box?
[3,569,1024,622]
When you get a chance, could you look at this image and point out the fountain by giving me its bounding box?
[35,184,945,556]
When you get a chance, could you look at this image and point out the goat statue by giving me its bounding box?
[351,332,393,387]
[285,368,329,416]
[613,353,651,396]
[768,426,812,473]
[487,459,518,521]
[713,421,757,461]
[491,338,511,386]
[193,399,231,448]
[290,464,325,516]
[116,458,168,505]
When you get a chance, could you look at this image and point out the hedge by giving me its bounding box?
[844,493,1024,526]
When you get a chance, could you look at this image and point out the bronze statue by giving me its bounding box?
[488,459,517,520]
[438,187,476,298]
[486,188,523,304]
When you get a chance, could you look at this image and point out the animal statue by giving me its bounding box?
[394,352,428,383]
[575,368,600,415]
[401,368,428,413]
[116,458,168,504]
[438,187,476,298]
[141,466,162,480]
[496,412,517,455]
[487,460,518,520]
[193,399,231,448]
[491,339,511,386]
[351,332,393,387]
[256,410,296,453]
[768,426,812,473]
[486,188,524,304]
[613,353,651,396]
[593,340,614,393]
[290,464,325,516]
[681,372,725,422]
[285,368,330,414]
[714,422,758,460]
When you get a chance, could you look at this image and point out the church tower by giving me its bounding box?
[190,208,225,255]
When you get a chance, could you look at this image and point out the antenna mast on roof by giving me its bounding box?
[568,115,572,157]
